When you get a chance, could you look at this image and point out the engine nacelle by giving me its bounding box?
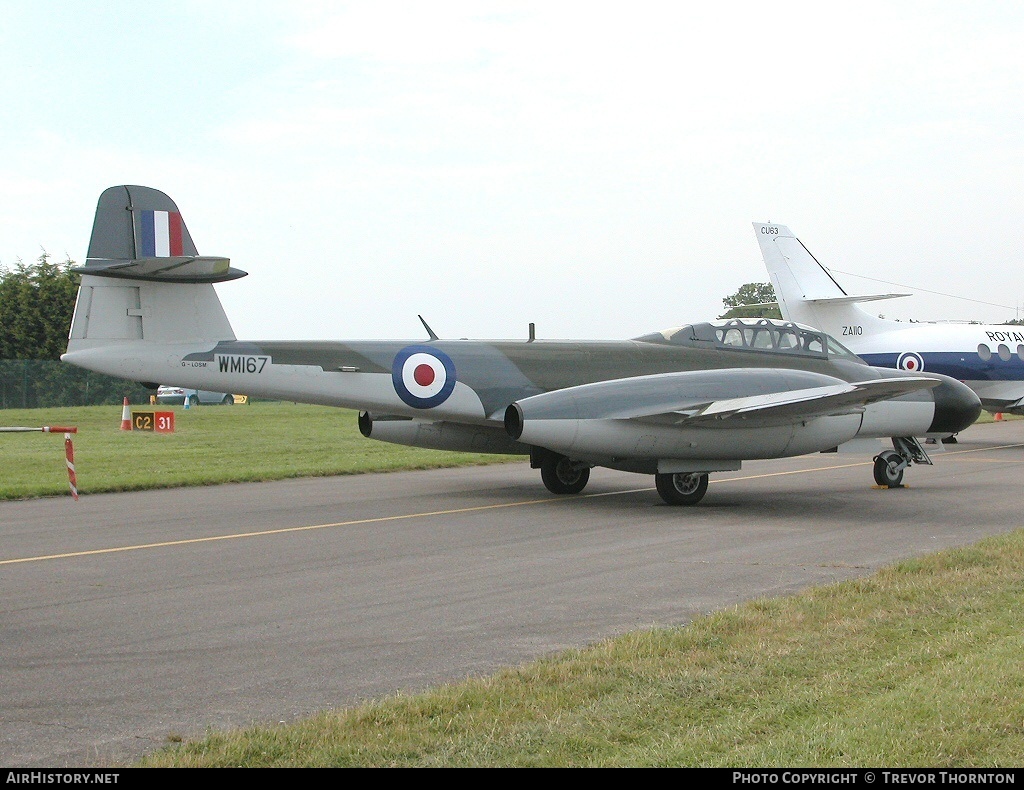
[505,406,863,462]
[359,412,529,455]
[503,367,869,463]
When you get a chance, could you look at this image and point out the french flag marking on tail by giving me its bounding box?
[139,210,184,257]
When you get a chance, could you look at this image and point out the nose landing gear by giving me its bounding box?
[873,436,933,488]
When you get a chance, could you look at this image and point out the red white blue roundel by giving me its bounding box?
[392,346,457,409]
[897,351,925,372]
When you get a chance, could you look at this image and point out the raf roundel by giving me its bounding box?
[897,351,925,373]
[392,346,457,409]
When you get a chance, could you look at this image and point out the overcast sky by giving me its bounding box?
[3,1,1023,342]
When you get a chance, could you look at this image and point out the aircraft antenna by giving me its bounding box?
[418,315,439,340]
[829,268,1017,312]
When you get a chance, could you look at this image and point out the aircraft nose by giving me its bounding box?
[928,375,982,434]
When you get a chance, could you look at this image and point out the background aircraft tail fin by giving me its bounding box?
[753,223,900,335]
[66,186,241,351]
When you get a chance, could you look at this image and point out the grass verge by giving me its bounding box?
[0,404,1006,501]
[0,401,520,500]
[137,529,1024,767]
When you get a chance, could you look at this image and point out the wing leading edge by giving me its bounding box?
[683,376,939,424]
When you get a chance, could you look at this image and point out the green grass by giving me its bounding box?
[0,401,520,500]
[0,403,1006,501]
[137,530,1024,767]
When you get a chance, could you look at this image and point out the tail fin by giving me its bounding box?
[77,185,246,284]
[753,223,907,336]
[66,186,245,351]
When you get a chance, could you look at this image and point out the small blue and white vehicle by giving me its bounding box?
[155,385,235,406]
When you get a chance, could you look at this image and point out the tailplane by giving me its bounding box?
[66,186,245,352]
[753,223,906,336]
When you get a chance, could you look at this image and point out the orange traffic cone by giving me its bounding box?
[995,412,1004,421]
[120,397,132,430]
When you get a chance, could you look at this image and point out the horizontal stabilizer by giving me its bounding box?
[727,300,779,309]
[73,256,247,284]
[802,293,910,305]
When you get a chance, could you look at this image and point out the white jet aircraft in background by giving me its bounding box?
[755,223,1024,417]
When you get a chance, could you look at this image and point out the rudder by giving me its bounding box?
[88,185,200,261]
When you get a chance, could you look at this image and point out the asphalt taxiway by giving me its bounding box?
[2,420,1022,767]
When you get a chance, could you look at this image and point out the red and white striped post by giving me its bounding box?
[65,433,78,500]
[0,426,79,499]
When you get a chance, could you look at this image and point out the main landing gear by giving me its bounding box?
[873,436,933,488]
[655,472,709,506]
[533,449,711,506]
[539,452,591,495]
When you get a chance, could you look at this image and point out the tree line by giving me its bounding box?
[0,253,153,408]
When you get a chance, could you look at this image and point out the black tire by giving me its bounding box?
[873,450,904,487]
[222,395,234,405]
[187,394,198,407]
[540,454,590,494]
[655,472,709,506]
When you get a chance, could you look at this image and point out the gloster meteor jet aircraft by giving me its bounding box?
[61,186,981,505]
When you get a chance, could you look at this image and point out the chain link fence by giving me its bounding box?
[0,360,155,408]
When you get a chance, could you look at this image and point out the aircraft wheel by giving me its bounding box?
[655,472,709,506]
[540,454,590,494]
[873,451,905,487]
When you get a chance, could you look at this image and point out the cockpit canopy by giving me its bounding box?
[635,317,865,363]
